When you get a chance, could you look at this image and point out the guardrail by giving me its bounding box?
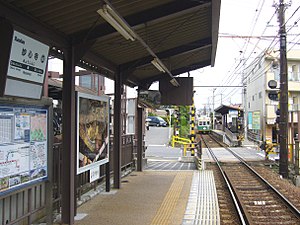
[172,136,192,156]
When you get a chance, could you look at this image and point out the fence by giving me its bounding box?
[52,134,135,214]
[0,183,47,225]
[1,134,135,225]
[247,129,261,144]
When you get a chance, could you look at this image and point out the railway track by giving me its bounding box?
[200,134,300,225]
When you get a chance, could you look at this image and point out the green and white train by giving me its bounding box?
[197,116,212,134]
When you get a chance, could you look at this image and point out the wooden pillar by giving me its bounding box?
[137,107,143,171]
[113,69,122,188]
[0,19,13,96]
[43,64,48,97]
[61,46,76,225]
[46,103,53,225]
[222,115,225,131]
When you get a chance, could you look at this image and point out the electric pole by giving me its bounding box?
[277,0,289,178]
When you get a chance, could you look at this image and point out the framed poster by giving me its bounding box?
[0,104,48,195]
[77,92,110,174]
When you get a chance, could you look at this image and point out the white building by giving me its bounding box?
[245,49,300,144]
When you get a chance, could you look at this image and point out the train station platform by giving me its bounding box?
[69,131,263,225]
[211,129,258,148]
[73,170,220,225]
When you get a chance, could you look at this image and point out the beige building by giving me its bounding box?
[245,49,300,144]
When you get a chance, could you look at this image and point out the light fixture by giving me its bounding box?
[151,58,166,73]
[97,4,136,41]
[170,78,180,87]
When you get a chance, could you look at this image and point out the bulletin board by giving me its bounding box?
[0,104,48,195]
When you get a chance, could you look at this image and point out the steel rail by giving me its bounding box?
[207,134,300,221]
[200,134,248,225]
[225,146,300,219]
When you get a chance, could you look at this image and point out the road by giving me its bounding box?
[144,126,182,160]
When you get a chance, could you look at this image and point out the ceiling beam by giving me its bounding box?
[71,0,210,43]
[49,47,117,78]
[82,51,117,74]
[141,60,211,86]
[0,1,69,48]
[121,38,212,72]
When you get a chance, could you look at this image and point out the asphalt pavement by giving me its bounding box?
[145,126,171,146]
[144,126,183,161]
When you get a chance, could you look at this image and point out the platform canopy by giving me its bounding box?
[214,104,243,115]
[0,0,220,89]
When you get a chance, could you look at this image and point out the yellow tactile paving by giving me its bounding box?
[150,172,188,225]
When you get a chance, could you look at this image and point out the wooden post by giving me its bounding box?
[61,46,76,225]
[113,68,122,188]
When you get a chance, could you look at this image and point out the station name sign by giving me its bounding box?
[7,31,49,84]
[0,20,49,100]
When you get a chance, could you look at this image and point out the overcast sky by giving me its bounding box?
[49,0,300,111]
[186,0,300,111]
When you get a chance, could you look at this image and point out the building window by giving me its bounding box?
[252,95,255,101]
[259,92,262,99]
[292,65,299,81]
[248,102,250,108]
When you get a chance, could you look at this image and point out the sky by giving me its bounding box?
[48,0,300,111]
[177,0,300,111]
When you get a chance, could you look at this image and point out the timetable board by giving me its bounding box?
[0,104,48,195]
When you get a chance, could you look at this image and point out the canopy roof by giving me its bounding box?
[215,104,243,115]
[0,0,220,89]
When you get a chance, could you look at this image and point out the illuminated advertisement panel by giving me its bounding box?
[248,112,253,129]
[77,92,109,174]
[0,105,48,195]
[252,111,261,130]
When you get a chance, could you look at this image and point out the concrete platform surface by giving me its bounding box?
[75,171,193,225]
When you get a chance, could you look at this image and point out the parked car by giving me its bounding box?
[147,116,167,127]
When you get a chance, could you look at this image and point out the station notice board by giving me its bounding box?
[0,104,48,195]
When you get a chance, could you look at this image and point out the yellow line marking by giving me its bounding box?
[150,172,187,225]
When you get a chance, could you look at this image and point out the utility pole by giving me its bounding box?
[241,58,247,139]
[277,0,290,178]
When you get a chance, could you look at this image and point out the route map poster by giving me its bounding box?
[77,93,109,174]
[0,105,48,195]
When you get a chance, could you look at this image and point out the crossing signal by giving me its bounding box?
[268,91,279,101]
[275,108,280,124]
